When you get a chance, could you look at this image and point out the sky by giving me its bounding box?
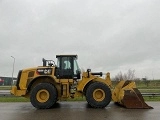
[0,0,160,79]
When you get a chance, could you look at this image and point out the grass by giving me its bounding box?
[0,96,159,102]
[137,86,160,89]
[0,86,12,90]
[0,97,86,102]
[139,89,160,93]
[0,97,30,102]
[143,96,160,101]
[69,96,160,102]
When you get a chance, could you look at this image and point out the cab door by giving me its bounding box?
[55,56,74,79]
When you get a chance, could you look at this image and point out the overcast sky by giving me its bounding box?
[0,0,160,79]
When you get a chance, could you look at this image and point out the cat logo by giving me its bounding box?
[44,69,51,74]
[37,68,52,75]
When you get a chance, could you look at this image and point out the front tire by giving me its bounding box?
[30,83,57,109]
[86,82,111,108]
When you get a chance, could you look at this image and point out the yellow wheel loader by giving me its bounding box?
[10,55,152,109]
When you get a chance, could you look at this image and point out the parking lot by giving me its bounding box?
[0,101,159,120]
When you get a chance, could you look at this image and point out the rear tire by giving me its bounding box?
[30,83,57,109]
[86,82,111,108]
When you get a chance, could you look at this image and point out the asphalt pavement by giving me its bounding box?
[0,102,159,120]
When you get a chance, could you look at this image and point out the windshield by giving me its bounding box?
[74,58,80,74]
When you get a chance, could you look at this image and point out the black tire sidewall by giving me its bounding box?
[30,83,57,109]
[86,82,111,108]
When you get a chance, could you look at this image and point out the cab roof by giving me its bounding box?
[56,55,77,58]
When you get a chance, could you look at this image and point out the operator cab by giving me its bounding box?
[55,55,81,79]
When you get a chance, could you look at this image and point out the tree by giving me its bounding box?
[113,69,136,81]
[142,77,150,87]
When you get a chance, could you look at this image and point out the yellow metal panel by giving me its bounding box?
[10,86,27,96]
[61,82,69,98]
[19,71,28,89]
[77,72,112,92]
[112,80,136,103]
[59,79,73,83]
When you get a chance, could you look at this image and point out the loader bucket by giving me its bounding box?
[112,80,153,109]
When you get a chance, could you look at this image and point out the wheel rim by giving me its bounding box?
[36,89,49,103]
[93,89,105,102]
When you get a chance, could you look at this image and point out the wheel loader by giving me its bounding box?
[10,55,152,109]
